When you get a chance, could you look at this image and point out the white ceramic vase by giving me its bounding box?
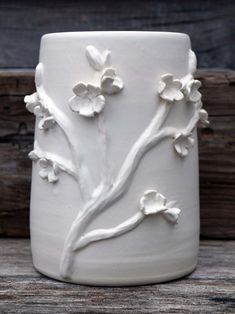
[25,31,209,286]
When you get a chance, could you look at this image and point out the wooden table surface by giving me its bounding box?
[0,239,234,313]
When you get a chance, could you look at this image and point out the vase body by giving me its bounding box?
[29,31,200,286]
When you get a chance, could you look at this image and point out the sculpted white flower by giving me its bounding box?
[173,133,194,157]
[69,83,105,117]
[196,101,209,127]
[139,190,167,215]
[139,190,181,224]
[24,92,55,130]
[38,116,56,130]
[28,150,39,161]
[185,79,201,103]
[24,92,43,117]
[38,158,60,183]
[199,109,209,127]
[101,68,124,95]
[158,73,184,102]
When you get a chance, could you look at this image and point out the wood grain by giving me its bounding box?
[0,69,234,238]
[0,239,234,313]
[196,70,235,238]
[0,0,234,69]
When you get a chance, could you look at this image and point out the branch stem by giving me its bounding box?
[37,86,93,203]
[59,101,172,278]
[75,211,145,251]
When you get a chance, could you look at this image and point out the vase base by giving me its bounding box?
[33,262,197,287]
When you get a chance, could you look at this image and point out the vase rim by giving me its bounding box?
[42,31,189,40]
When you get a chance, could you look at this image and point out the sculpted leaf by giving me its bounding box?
[86,45,110,71]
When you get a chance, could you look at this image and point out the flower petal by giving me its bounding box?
[25,102,35,114]
[87,84,101,97]
[158,73,184,102]
[154,193,167,208]
[161,73,173,84]
[93,95,105,113]
[48,170,59,183]
[140,190,167,215]
[72,82,87,96]
[191,91,201,103]
[173,133,194,157]
[172,80,183,90]
[199,109,208,122]
[187,80,202,102]
[38,116,55,130]
[78,99,95,117]
[24,92,38,104]
[33,105,44,117]
[39,158,50,168]
[39,168,49,180]
[163,208,181,224]
[158,80,166,94]
[53,163,60,175]
[69,95,96,117]
[102,68,116,78]
[112,76,124,93]
[101,76,124,95]
[192,80,201,90]
[199,109,209,126]
[25,93,40,113]
[174,90,184,101]
[101,77,114,93]
[174,142,183,156]
[28,150,39,161]
[69,96,82,112]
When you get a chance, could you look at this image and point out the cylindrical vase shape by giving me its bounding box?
[26,31,208,285]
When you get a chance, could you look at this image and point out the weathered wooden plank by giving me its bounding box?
[0,70,234,238]
[0,144,31,237]
[196,69,235,116]
[0,239,234,313]
[0,70,35,95]
[197,70,235,238]
[199,115,235,238]
[0,0,234,69]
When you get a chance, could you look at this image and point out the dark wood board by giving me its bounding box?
[196,70,235,239]
[0,69,234,238]
[0,239,234,313]
[0,0,234,69]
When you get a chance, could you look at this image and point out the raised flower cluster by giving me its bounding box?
[24,93,55,130]
[24,64,55,130]
[139,189,181,224]
[29,150,62,183]
[158,73,209,157]
[68,46,124,117]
